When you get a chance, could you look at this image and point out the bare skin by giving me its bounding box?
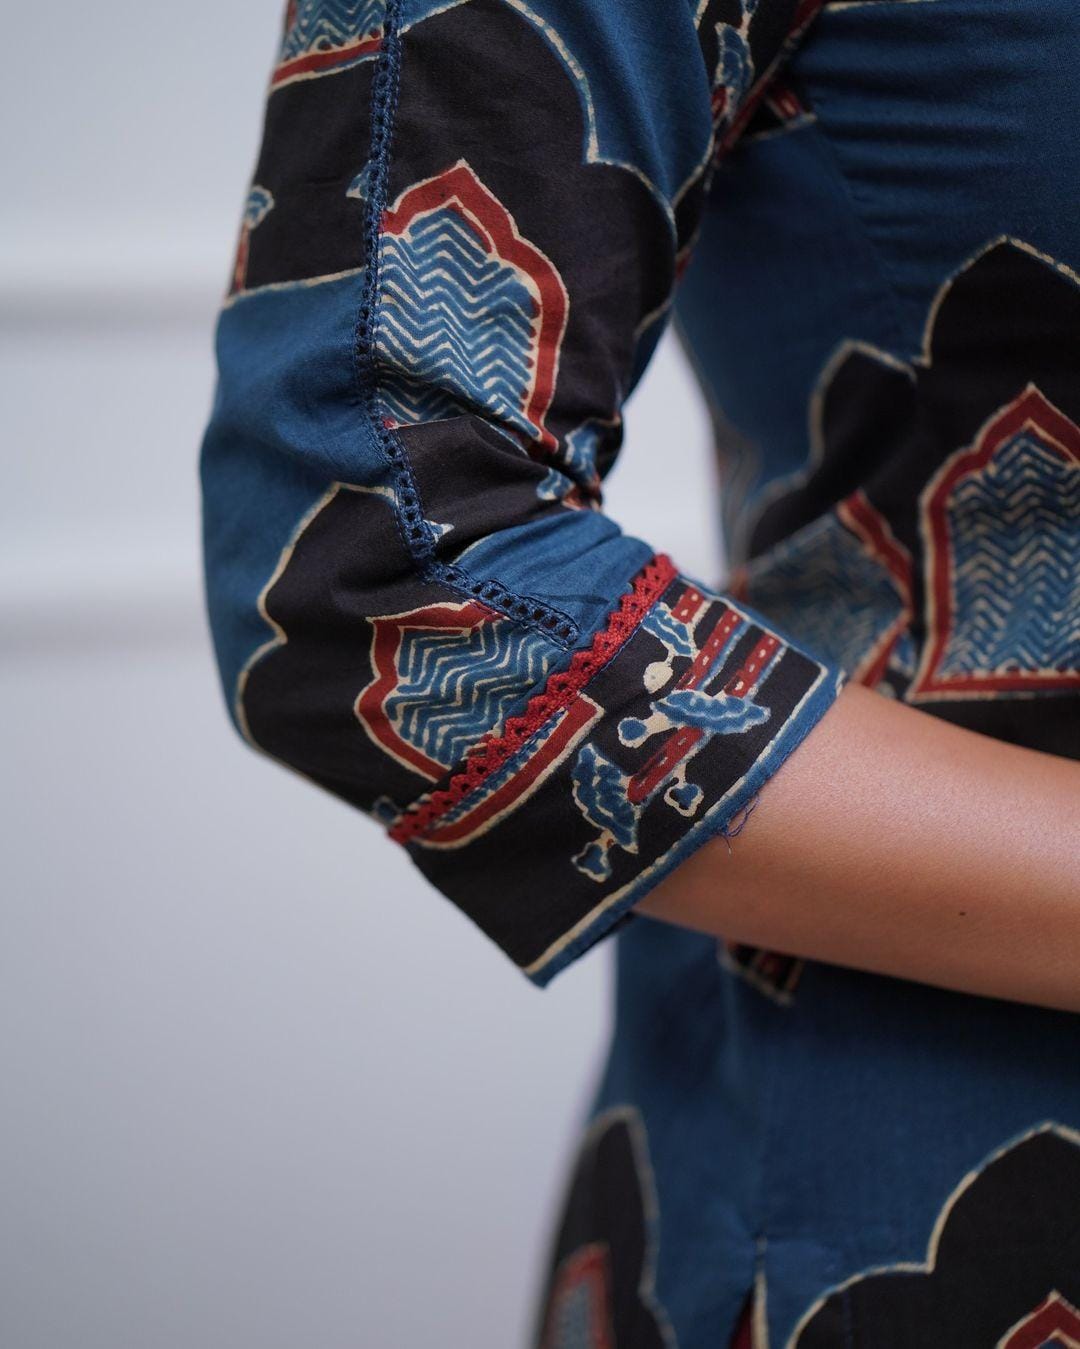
[636,684,1080,1014]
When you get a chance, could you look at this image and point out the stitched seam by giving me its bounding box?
[389,553,677,844]
[790,73,912,354]
[352,0,579,648]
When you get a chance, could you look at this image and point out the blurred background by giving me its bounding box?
[1,4,721,1346]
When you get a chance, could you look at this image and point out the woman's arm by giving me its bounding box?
[637,684,1080,1013]
[201,0,849,988]
[202,1,1078,999]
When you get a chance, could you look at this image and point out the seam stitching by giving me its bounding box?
[791,77,912,355]
[351,0,579,648]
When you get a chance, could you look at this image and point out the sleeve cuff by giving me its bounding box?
[388,555,844,987]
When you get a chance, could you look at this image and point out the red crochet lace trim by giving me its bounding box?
[389,553,677,845]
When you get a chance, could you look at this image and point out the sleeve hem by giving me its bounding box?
[396,558,845,987]
[524,654,843,987]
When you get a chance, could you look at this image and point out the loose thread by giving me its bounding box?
[720,793,760,854]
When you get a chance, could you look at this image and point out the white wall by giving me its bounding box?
[0,5,721,1346]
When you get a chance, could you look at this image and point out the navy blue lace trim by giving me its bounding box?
[352,0,580,648]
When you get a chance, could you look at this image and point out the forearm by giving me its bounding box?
[636,684,1080,1013]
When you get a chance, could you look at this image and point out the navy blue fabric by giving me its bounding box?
[201,0,840,988]
[200,2,1080,1345]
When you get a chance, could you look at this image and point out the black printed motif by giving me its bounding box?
[794,1128,1080,1346]
[742,240,1080,751]
[235,0,837,982]
[535,1108,674,1349]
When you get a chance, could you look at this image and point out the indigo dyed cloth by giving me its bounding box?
[200,1,1080,1343]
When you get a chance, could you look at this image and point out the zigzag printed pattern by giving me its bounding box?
[279,0,383,62]
[940,432,1080,676]
[377,206,539,435]
[387,618,556,770]
[745,512,905,677]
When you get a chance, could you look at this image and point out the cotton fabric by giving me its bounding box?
[200,1,1080,1343]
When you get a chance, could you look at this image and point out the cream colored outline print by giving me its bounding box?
[525,651,833,980]
[916,236,1080,367]
[546,1104,679,1349]
[731,338,915,569]
[351,583,568,787]
[234,482,350,747]
[409,694,604,852]
[266,0,471,95]
[234,482,450,748]
[502,0,678,241]
[669,0,733,264]
[904,236,1080,703]
[679,0,836,243]
[826,0,939,9]
[672,0,756,274]
[753,1261,771,1349]
[740,111,817,148]
[377,156,571,452]
[498,0,747,348]
[241,0,683,309]
[269,0,623,159]
[995,1291,1080,1349]
[784,1122,1080,1348]
[835,491,914,687]
[741,235,1080,594]
[621,1105,681,1349]
[910,382,1080,702]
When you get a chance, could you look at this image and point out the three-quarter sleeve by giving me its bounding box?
[200,0,842,985]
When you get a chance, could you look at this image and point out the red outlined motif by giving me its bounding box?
[998,1292,1080,1349]
[355,598,499,781]
[628,608,776,805]
[729,1295,754,1349]
[733,487,914,704]
[763,79,808,126]
[229,187,275,297]
[403,694,602,849]
[270,0,383,90]
[719,942,804,1006]
[913,384,1080,700]
[714,0,826,160]
[537,1105,676,1349]
[569,579,783,883]
[380,159,570,453]
[271,32,381,87]
[542,1244,616,1349]
[389,555,677,844]
[837,491,914,688]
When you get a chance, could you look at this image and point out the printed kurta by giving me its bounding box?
[200,1,1080,1344]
